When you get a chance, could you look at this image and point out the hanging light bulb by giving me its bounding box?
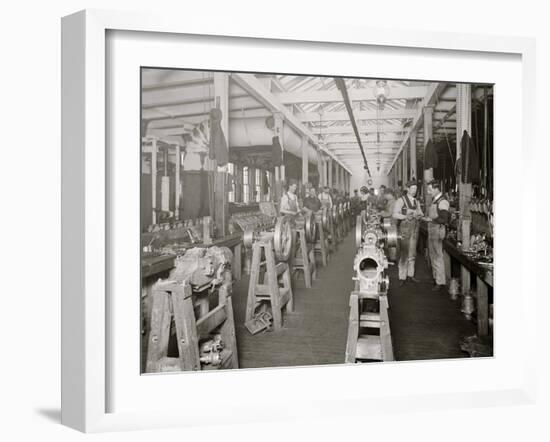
[373,80,390,109]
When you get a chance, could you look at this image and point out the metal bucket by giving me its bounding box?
[461,292,475,320]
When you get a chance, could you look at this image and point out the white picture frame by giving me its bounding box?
[61,9,537,433]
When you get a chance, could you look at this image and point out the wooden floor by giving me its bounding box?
[231,228,476,368]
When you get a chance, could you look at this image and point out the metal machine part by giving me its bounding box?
[295,211,317,243]
[331,205,340,226]
[199,334,224,367]
[168,246,233,291]
[353,241,390,295]
[229,212,276,234]
[338,203,344,222]
[243,215,294,262]
[355,211,400,250]
[314,207,331,232]
[353,210,398,294]
[346,208,395,363]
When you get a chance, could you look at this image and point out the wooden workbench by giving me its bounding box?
[419,223,492,337]
[140,232,243,281]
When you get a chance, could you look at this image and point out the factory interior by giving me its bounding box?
[140,69,493,373]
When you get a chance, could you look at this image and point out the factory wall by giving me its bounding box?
[349,165,390,193]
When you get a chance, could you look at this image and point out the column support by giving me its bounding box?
[328,157,333,188]
[410,130,417,180]
[423,105,434,207]
[456,83,472,217]
[175,143,180,220]
[301,135,309,187]
[151,137,157,225]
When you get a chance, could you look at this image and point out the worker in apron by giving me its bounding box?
[392,181,423,286]
[318,186,333,210]
[424,180,450,291]
[279,182,301,217]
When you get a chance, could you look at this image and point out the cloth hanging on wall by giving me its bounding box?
[271,136,283,166]
[209,108,229,166]
[424,138,439,170]
[460,130,480,184]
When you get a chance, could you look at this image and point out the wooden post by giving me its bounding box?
[317,152,324,187]
[323,156,328,187]
[461,265,471,297]
[213,73,229,237]
[402,144,407,182]
[274,113,285,196]
[476,276,489,337]
[410,130,417,180]
[457,83,472,217]
[175,143,181,220]
[328,157,333,188]
[302,135,309,187]
[151,137,157,225]
[423,106,434,207]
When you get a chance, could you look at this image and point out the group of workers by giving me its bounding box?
[277,179,450,292]
[279,182,349,216]
[352,181,450,291]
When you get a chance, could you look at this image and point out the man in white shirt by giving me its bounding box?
[393,180,424,286]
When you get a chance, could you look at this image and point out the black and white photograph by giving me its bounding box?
[140,68,494,373]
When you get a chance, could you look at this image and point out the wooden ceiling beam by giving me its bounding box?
[275,86,428,105]
[231,72,352,174]
[386,82,448,173]
[297,109,416,122]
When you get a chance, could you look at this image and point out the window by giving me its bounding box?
[243,167,249,204]
[255,168,262,202]
[227,163,235,203]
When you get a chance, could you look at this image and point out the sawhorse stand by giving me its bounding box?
[345,291,394,363]
[146,276,239,372]
[292,227,317,288]
[246,239,293,331]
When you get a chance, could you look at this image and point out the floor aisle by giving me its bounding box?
[231,228,475,369]
[232,232,356,368]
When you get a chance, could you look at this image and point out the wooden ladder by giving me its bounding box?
[246,239,293,331]
[345,291,394,363]
[145,278,239,373]
[291,227,317,288]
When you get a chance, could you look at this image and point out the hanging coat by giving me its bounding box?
[272,135,283,167]
[209,108,229,166]
[424,138,438,170]
[460,130,480,184]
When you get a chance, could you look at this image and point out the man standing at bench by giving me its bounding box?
[424,180,450,292]
[393,180,423,286]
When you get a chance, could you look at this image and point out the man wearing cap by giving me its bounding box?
[424,180,450,291]
[393,180,424,286]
